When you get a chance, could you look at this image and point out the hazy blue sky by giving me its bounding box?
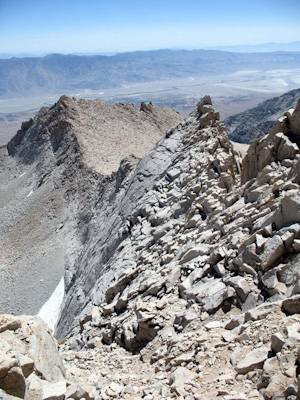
[0,0,299,55]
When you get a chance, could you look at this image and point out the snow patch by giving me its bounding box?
[37,277,64,333]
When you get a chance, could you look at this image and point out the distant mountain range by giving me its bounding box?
[1,41,300,59]
[206,41,300,53]
[1,49,300,99]
[224,88,300,143]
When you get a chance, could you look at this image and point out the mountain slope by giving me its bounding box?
[0,96,181,318]
[54,96,300,399]
[224,88,300,143]
[1,95,300,400]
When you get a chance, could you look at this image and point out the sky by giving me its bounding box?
[0,0,299,55]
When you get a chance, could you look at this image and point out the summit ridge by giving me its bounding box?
[1,96,300,399]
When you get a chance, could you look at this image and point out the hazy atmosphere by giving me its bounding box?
[0,0,300,144]
[0,0,299,55]
[2,1,300,399]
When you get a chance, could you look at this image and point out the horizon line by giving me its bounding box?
[1,40,300,59]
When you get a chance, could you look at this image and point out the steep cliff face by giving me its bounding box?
[0,96,182,318]
[0,100,77,317]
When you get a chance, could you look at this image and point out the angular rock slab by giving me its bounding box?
[183,278,235,312]
[260,235,285,271]
[236,347,269,374]
[169,366,197,396]
[282,295,300,314]
[0,314,66,399]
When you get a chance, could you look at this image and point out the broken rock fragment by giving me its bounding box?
[235,347,269,374]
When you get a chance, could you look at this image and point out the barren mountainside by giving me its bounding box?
[1,95,300,400]
[224,88,300,143]
[0,96,181,317]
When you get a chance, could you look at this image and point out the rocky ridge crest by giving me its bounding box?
[0,96,181,318]
[59,96,300,400]
[1,96,300,399]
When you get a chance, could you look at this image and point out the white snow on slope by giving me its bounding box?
[37,277,64,333]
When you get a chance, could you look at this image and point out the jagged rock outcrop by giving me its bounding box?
[242,98,300,183]
[0,314,94,399]
[57,96,300,399]
[0,314,64,398]
[224,88,300,144]
[55,94,237,339]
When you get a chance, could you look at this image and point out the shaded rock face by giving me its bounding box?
[0,96,182,319]
[224,88,300,144]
